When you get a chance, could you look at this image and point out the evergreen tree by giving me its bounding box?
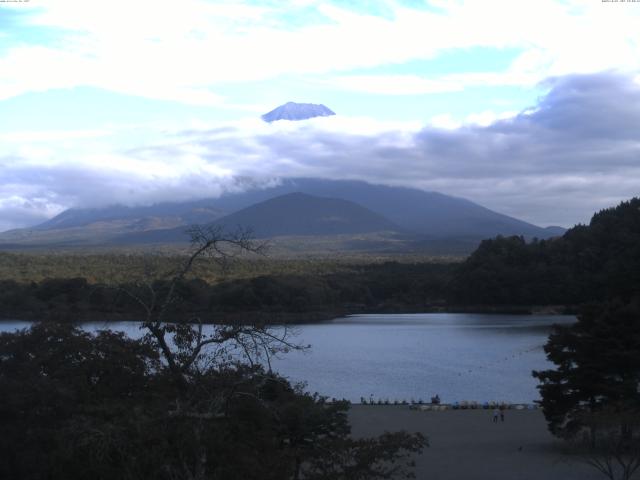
[533,299,640,439]
[449,197,640,306]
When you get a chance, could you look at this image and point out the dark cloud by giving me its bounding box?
[0,161,232,230]
[234,72,640,226]
[2,72,639,231]
[531,73,640,141]
[0,200,53,233]
[192,72,640,226]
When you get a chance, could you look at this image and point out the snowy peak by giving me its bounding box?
[261,102,335,122]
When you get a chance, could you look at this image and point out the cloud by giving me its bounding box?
[323,72,540,96]
[1,1,639,103]
[0,129,111,143]
[143,72,640,227]
[0,158,236,232]
[0,196,61,233]
[1,72,640,231]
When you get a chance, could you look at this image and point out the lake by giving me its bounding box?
[0,313,574,403]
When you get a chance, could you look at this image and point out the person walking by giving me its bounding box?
[499,405,505,422]
[492,408,499,423]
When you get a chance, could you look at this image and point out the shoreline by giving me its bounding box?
[355,401,539,409]
[0,304,576,325]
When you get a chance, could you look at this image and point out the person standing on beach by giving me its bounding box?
[492,408,499,423]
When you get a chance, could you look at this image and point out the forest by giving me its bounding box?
[0,261,454,322]
[2,198,640,321]
[448,198,640,306]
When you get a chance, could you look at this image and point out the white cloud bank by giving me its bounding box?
[1,72,640,231]
[1,0,639,103]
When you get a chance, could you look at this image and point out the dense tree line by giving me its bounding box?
[448,198,640,306]
[0,262,453,322]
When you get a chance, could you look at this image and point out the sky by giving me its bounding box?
[1,0,640,232]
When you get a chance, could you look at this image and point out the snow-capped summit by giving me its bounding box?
[261,102,335,122]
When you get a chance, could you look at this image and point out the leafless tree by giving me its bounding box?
[105,225,315,479]
[117,224,305,385]
[573,408,640,480]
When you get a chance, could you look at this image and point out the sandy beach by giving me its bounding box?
[349,405,602,480]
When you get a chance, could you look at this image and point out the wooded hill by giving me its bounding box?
[449,198,640,306]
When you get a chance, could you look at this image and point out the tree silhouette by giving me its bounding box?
[533,300,640,442]
[0,225,427,479]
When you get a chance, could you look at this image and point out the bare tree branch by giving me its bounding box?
[108,224,303,388]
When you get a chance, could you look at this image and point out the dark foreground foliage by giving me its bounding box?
[0,323,425,480]
[533,299,640,479]
[533,299,640,438]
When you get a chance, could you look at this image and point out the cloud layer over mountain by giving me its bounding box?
[2,72,640,232]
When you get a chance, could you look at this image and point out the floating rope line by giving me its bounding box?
[456,344,543,376]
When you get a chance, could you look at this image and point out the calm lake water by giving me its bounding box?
[0,313,574,403]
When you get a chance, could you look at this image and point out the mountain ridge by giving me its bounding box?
[114,192,401,244]
[0,178,566,253]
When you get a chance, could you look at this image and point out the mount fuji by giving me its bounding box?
[261,102,335,122]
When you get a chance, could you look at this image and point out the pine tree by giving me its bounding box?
[533,299,640,439]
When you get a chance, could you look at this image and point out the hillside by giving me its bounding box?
[116,193,402,244]
[36,200,224,231]
[205,178,561,239]
[0,178,563,253]
[214,193,400,236]
[448,197,640,305]
[0,200,225,247]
